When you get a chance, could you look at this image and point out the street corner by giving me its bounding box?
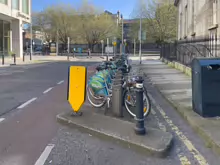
[56,108,173,158]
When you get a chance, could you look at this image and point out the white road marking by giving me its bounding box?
[34,144,54,165]
[0,118,5,123]
[57,80,64,85]
[43,87,53,94]
[17,97,37,109]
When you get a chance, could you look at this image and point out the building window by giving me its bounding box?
[22,0,29,14]
[12,0,19,10]
[213,0,217,25]
[0,0,7,4]
[0,21,11,56]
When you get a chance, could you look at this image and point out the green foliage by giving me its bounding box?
[130,0,177,44]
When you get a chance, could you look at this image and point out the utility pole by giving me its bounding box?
[67,37,70,53]
[121,14,124,55]
[134,38,136,56]
[107,38,109,61]
[139,10,142,64]
[56,30,59,56]
[30,22,32,60]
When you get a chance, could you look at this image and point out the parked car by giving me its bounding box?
[35,46,42,52]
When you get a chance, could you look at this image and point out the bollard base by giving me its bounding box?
[57,110,173,157]
[70,111,83,117]
[134,126,146,135]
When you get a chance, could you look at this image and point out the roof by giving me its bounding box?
[174,0,180,6]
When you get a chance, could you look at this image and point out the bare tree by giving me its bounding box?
[77,2,118,51]
[33,2,118,51]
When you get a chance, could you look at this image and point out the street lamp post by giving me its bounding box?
[139,11,142,64]
[32,41,35,58]
[134,38,136,56]
[121,14,124,55]
[101,40,104,57]
[124,39,126,54]
[30,23,32,60]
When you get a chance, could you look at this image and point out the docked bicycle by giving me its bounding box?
[87,55,151,118]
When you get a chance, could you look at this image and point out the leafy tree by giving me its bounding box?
[32,2,118,51]
[130,0,177,44]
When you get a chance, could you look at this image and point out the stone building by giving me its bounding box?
[175,0,219,40]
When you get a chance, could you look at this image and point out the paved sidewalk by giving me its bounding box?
[0,55,106,67]
[140,59,220,156]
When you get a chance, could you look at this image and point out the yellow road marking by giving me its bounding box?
[178,154,191,165]
[151,108,191,164]
[151,108,166,132]
[148,94,209,165]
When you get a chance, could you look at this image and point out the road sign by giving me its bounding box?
[113,42,117,46]
[138,30,146,41]
[67,66,87,112]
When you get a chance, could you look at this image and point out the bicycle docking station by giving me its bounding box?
[111,72,123,117]
[56,58,173,157]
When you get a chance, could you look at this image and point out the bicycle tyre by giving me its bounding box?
[86,86,107,108]
[87,84,103,100]
[123,88,151,118]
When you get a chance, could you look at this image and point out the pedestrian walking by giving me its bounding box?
[87,48,91,58]
[72,48,75,58]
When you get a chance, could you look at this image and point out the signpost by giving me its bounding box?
[67,66,87,115]
[101,40,104,57]
[113,41,116,56]
[134,39,136,56]
[67,37,70,60]
[107,38,109,61]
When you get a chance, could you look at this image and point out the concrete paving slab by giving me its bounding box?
[140,59,220,156]
[57,108,173,157]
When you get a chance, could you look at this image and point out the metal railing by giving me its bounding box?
[160,37,220,67]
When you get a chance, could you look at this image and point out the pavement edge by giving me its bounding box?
[56,112,173,158]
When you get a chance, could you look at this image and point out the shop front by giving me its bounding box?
[0,20,11,57]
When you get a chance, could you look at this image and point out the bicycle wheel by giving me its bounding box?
[87,84,103,100]
[123,88,151,118]
[87,86,106,108]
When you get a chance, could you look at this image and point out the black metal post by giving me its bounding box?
[30,51,32,60]
[23,52,25,62]
[134,76,146,135]
[67,53,70,61]
[13,54,16,65]
[2,54,4,65]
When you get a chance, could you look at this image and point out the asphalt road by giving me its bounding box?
[0,58,219,165]
[0,61,98,117]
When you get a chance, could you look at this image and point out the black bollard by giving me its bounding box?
[2,54,4,65]
[134,76,146,135]
[13,54,16,65]
[67,53,70,61]
[23,53,25,62]
[30,51,32,61]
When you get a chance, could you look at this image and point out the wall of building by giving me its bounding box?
[0,0,31,57]
[176,0,220,40]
